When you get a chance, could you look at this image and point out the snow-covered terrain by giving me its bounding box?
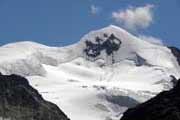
[0,25,180,120]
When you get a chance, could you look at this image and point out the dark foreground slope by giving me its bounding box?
[121,77,180,120]
[0,73,69,120]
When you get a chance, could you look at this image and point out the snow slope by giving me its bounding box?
[0,25,180,120]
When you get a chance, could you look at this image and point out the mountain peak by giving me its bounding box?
[78,25,180,70]
[98,25,133,37]
[79,25,146,64]
[106,24,125,30]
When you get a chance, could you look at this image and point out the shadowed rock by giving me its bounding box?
[170,75,178,87]
[169,47,180,66]
[84,33,122,60]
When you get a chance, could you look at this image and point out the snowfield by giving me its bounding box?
[0,25,180,120]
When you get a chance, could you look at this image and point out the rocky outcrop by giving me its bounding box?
[169,47,180,66]
[121,77,180,120]
[84,33,122,63]
[0,73,69,120]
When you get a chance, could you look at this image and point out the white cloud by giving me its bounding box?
[90,5,100,15]
[112,4,154,31]
[139,35,163,45]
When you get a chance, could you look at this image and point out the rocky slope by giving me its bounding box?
[120,75,180,120]
[0,73,69,120]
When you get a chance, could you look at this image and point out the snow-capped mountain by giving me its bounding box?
[0,25,180,120]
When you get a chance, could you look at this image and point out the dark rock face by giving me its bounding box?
[0,73,70,120]
[169,47,180,66]
[170,75,178,87]
[84,33,122,63]
[121,77,180,120]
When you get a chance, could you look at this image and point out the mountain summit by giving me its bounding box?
[80,25,180,68]
[0,25,180,120]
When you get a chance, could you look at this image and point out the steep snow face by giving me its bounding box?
[0,25,180,120]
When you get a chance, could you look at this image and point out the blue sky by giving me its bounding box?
[0,0,180,48]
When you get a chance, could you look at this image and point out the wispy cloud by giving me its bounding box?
[112,4,154,31]
[90,5,101,15]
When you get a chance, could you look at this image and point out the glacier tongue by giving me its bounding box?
[0,25,180,120]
